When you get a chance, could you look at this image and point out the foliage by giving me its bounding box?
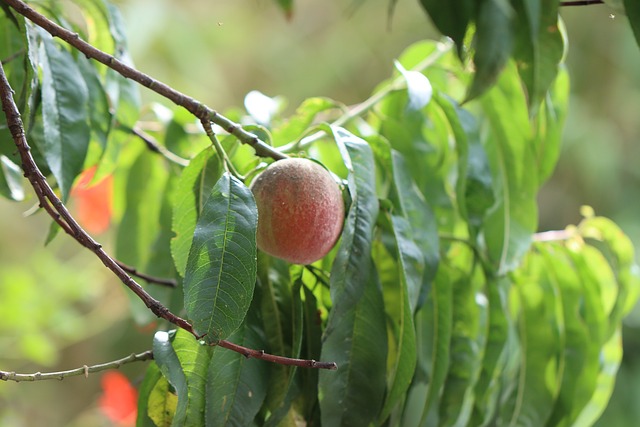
[0,0,639,426]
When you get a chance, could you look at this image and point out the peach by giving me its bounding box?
[250,158,345,264]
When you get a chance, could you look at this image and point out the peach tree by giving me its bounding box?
[1,0,639,426]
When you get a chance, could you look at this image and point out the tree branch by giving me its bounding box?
[560,1,604,6]
[3,0,286,162]
[0,351,154,382]
[0,40,336,372]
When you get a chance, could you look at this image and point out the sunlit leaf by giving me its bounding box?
[480,61,537,274]
[171,147,222,277]
[0,155,25,201]
[394,60,433,112]
[153,329,211,426]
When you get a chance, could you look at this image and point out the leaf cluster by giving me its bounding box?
[1,1,639,427]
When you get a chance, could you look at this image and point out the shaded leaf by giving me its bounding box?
[38,33,91,199]
[325,125,379,307]
[533,67,569,185]
[512,0,564,110]
[183,172,258,342]
[418,0,474,58]
[466,0,513,102]
[623,0,640,47]
[375,222,417,425]
[319,266,388,427]
[206,310,269,427]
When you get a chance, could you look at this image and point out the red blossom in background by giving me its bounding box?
[98,371,138,426]
[71,166,113,235]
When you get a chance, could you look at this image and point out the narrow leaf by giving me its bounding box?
[38,33,91,199]
[0,155,24,201]
[480,61,538,274]
[512,0,564,110]
[171,147,222,277]
[206,311,269,426]
[319,267,388,427]
[466,0,513,102]
[325,125,380,307]
[183,172,258,342]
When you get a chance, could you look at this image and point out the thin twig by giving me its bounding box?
[278,40,453,153]
[559,0,604,6]
[116,260,178,288]
[129,126,190,167]
[3,0,286,162]
[217,340,338,370]
[0,351,154,382]
[532,229,574,242]
[0,44,336,371]
[200,118,244,180]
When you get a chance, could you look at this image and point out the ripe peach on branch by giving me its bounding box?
[250,158,345,265]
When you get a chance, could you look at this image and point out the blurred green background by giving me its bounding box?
[1,1,639,425]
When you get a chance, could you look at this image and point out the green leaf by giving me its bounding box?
[152,331,190,426]
[438,246,486,427]
[76,55,112,151]
[469,277,511,426]
[394,60,433,112]
[205,311,269,427]
[256,255,293,411]
[541,243,607,427]
[0,155,24,201]
[271,97,339,147]
[325,125,380,307]
[512,0,564,110]
[499,249,565,426]
[412,262,454,426]
[183,172,258,342]
[137,361,173,427]
[263,277,304,427]
[171,147,222,277]
[319,266,388,427]
[435,93,494,231]
[417,0,474,58]
[466,0,513,102]
[480,61,538,274]
[623,0,640,47]
[37,33,91,199]
[375,222,417,425]
[71,0,115,58]
[115,149,169,323]
[153,329,212,427]
[533,67,569,185]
